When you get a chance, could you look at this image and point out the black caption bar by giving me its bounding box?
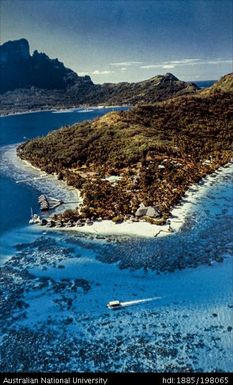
[0,372,232,385]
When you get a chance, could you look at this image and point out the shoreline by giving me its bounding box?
[2,144,232,238]
[20,158,84,208]
[29,159,233,238]
[0,104,129,118]
[0,144,82,213]
[48,162,232,238]
[0,108,56,118]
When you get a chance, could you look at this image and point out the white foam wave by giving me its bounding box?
[120,296,161,307]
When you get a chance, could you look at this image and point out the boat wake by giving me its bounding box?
[119,296,161,308]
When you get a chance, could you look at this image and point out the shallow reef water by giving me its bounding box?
[0,110,232,372]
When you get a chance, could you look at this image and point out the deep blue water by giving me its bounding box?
[0,175,38,234]
[0,107,128,146]
[194,80,216,89]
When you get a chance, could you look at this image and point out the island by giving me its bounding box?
[0,39,198,115]
[17,73,233,231]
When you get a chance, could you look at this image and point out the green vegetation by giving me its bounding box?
[0,72,198,115]
[17,74,233,222]
[201,72,233,95]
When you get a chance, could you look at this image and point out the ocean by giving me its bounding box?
[0,107,232,372]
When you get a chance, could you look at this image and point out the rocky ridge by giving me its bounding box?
[0,38,198,114]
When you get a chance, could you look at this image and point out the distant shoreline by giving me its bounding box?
[0,108,55,118]
[0,104,129,118]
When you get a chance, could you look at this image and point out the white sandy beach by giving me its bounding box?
[1,144,232,238]
[0,108,57,117]
[0,105,127,117]
[40,162,233,238]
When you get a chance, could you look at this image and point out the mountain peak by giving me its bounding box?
[164,73,179,80]
[0,38,199,109]
[0,38,30,62]
[0,38,93,93]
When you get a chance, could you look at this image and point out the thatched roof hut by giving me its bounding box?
[135,203,147,217]
[135,203,160,218]
[146,206,160,218]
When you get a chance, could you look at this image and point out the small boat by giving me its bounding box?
[29,209,41,224]
[107,300,123,310]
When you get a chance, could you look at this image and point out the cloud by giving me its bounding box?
[165,59,201,65]
[162,64,176,69]
[205,59,232,65]
[141,58,232,70]
[80,58,231,78]
[92,70,114,75]
[110,61,143,67]
[140,64,162,69]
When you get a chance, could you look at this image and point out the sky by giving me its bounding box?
[0,0,232,83]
